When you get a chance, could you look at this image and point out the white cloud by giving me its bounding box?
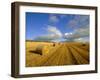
[34,26,62,42]
[67,15,89,28]
[47,26,62,38]
[34,15,89,42]
[74,37,89,42]
[64,32,73,38]
[64,15,89,42]
[74,26,89,37]
[49,15,59,23]
[64,26,89,42]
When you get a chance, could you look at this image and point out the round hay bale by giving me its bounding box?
[52,43,56,47]
[82,44,86,46]
[35,45,43,55]
[35,44,51,55]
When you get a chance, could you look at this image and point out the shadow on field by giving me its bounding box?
[29,50,42,55]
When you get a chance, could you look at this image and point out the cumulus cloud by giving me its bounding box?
[34,14,89,42]
[46,26,62,37]
[34,26,62,42]
[64,15,89,42]
[64,26,89,42]
[64,32,73,39]
[34,25,89,42]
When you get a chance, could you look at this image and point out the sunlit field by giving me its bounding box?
[26,41,89,67]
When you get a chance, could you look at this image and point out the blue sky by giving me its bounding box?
[26,12,89,42]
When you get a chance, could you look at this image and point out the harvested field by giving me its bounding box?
[26,41,89,67]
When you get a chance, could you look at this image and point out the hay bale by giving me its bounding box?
[53,43,55,47]
[35,45,43,55]
[58,42,61,45]
[35,45,50,55]
[82,44,86,46]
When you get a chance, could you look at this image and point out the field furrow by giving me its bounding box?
[71,46,89,61]
[68,46,89,64]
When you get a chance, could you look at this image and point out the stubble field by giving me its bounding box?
[26,41,89,67]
